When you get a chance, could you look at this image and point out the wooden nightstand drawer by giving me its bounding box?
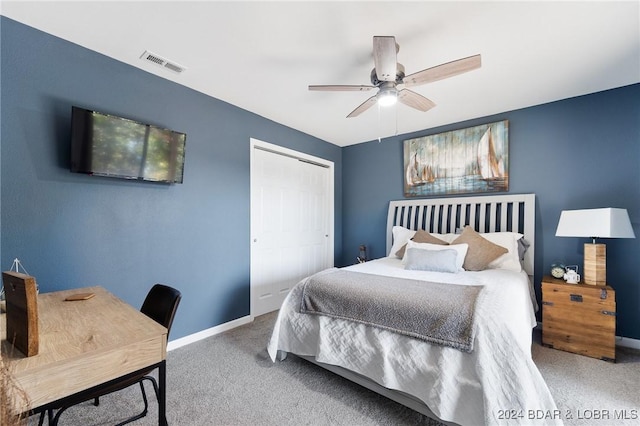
[541,276,616,361]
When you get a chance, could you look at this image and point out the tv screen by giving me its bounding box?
[70,106,186,183]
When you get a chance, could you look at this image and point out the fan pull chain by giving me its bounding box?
[395,102,399,136]
[377,101,382,143]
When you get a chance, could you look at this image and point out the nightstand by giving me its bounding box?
[541,276,616,362]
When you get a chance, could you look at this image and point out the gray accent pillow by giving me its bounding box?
[403,248,459,273]
[518,237,530,260]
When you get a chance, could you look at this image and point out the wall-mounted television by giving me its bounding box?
[70,106,186,184]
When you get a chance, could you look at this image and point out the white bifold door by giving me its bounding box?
[250,139,334,317]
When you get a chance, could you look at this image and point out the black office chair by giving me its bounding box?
[39,284,181,426]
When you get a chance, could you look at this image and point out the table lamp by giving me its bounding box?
[555,208,635,285]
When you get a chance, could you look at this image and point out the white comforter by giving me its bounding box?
[268,258,561,426]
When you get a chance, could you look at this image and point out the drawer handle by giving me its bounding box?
[570,294,583,303]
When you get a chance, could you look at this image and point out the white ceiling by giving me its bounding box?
[2,1,639,147]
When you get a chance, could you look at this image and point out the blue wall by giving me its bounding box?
[3,17,639,342]
[0,18,342,340]
[342,83,640,339]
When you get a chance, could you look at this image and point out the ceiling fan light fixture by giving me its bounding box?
[377,87,398,107]
[309,35,481,118]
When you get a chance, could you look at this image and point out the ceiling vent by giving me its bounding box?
[140,50,186,74]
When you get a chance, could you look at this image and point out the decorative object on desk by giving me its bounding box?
[1,357,30,426]
[2,271,39,357]
[403,120,508,197]
[550,263,566,279]
[563,265,580,284]
[64,292,96,301]
[8,258,29,275]
[1,259,35,301]
[357,245,367,263]
[555,208,635,285]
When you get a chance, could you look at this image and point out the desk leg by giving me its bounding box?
[159,360,167,426]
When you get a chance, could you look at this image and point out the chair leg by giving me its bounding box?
[145,375,160,401]
[48,377,161,426]
[51,405,71,426]
[114,379,152,426]
[94,396,100,406]
[37,409,53,426]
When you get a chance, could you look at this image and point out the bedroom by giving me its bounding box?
[0,1,639,425]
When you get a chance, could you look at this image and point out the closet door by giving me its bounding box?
[250,140,333,317]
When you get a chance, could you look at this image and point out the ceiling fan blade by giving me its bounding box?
[347,96,378,118]
[309,85,375,92]
[373,36,398,82]
[403,54,481,87]
[398,89,436,112]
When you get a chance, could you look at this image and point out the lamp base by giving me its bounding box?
[584,243,606,285]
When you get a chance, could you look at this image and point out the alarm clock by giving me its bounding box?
[550,263,566,279]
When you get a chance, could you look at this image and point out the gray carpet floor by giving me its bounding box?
[29,312,640,426]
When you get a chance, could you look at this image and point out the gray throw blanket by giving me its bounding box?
[300,269,484,353]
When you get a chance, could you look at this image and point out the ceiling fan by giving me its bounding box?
[309,36,481,118]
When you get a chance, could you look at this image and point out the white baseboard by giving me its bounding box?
[167,317,640,353]
[616,336,640,350]
[167,315,252,351]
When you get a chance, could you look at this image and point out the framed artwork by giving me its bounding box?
[403,120,509,197]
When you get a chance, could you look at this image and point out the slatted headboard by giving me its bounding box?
[386,193,535,275]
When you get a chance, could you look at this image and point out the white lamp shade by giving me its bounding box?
[555,208,635,239]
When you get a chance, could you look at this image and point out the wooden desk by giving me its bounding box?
[1,286,168,424]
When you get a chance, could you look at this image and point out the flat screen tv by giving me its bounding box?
[70,106,186,184]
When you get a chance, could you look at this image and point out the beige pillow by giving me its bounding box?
[451,226,508,271]
[395,229,448,258]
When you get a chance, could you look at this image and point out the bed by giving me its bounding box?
[268,194,561,426]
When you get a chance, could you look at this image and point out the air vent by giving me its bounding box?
[140,50,186,74]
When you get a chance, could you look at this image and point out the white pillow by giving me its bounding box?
[402,240,469,271]
[482,232,524,272]
[430,232,458,243]
[403,248,459,273]
[389,226,416,257]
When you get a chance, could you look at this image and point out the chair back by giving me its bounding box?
[140,284,181,338]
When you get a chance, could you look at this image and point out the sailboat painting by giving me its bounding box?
[403,120,509,197]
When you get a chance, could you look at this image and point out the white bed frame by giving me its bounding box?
[300,193,536,425]
[387,193,535,276]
